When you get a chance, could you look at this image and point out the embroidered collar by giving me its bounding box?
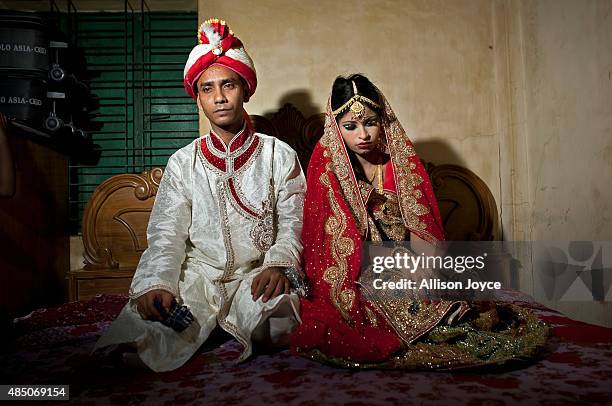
[209,122,251,154]
[200,124,260,174]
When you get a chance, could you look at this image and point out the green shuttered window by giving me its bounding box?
[69,11,198,231]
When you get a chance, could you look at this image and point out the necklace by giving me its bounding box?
[367,164,384,194]
[368,169,376,183]
[376,163,383,194]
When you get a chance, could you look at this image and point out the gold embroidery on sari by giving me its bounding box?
[370,191,408,241]
[320,94,440,243]
[298,304,549,370]
[365,305,379,327]
[320,119,368,235]
[358,258,460,345]
[357,179,374,203]
[320,171,355,324]
[366,216,383,242]
[379,299,456,345]
[380,96,436,240]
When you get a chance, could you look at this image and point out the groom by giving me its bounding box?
[96,18,307,371]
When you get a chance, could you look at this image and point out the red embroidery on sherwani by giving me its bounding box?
[210,132,226,153]
[202,127,259,174]
[210,127,250,155]
[228,178,260,218]
[200,126,266,221]
[234,136,260,171]
[200,137,226,172]
[229,130,250,153]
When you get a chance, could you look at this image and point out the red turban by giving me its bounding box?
[183,18,257,101]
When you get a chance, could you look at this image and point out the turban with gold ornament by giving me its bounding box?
[183,18,257,100]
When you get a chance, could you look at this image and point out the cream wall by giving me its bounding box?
[199,0,612,326]
[516,0,611,241]
[498,0,612,325]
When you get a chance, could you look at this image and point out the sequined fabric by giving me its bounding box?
[366,184,408,241]
[300,303,550,370]
[291,90,549,369]
[291,92,447,363]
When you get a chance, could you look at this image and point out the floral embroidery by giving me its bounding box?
[320,118,368,235]
[381,97,437,240]
[250,180,276,253]
[365,305,379,327]
[320,172,355,324]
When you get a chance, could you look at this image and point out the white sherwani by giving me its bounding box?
[95,127,305,371]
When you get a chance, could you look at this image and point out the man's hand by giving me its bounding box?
[251,267,290,303]
[135,289,175,320]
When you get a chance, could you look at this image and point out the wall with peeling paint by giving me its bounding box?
[498,0,612,325]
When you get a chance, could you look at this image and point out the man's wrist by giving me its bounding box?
[282,266,310,297]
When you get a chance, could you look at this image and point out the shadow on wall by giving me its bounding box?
[413,139,467,168]
[263,89,321,120]
[266,90,471,175]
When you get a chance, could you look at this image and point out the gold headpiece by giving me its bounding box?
[332,80,381,120]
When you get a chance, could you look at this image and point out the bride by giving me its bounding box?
[290,74,548,369]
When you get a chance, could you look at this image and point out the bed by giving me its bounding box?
[3,292,612,404]
[2,105,611,405]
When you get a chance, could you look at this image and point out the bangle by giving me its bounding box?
[282,267,310,297]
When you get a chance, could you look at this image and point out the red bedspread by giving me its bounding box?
[1,294,611,405]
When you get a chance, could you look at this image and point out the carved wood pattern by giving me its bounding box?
[133,167,163,200]
[112,208,151,252]
[250,115,278,139]
[81,168,163,270]
[251,104,325,171]
[428,164,500,241]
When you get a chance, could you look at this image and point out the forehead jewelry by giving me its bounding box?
[332,80,381,118]
[349,81,366,120]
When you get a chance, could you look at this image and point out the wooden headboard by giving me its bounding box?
[67,168,163,300]
[67,104,499,301]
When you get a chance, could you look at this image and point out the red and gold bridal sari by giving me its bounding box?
[290,89,548,370]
